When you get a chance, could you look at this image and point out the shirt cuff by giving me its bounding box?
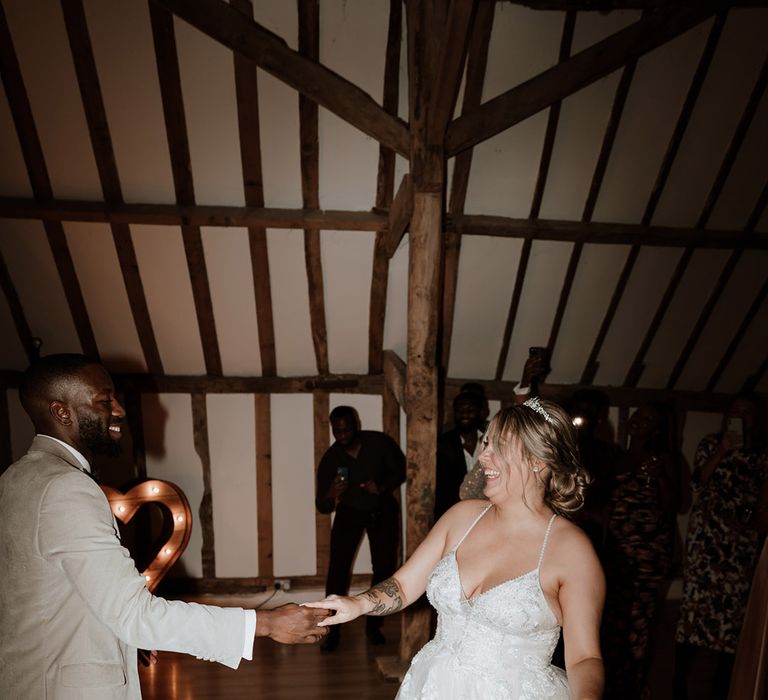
[242,610,257,660]
[513,383,531,396]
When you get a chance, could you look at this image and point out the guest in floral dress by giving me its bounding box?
[674,394,768,700]
[602,402,683,700]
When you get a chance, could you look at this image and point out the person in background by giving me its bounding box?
[602,402,682,700]
[315,405,406,651]
[0,354,327,700]
[674,394,768,700]
[434,391,486,521]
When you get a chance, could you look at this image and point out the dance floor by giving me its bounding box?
[139,592,717,699]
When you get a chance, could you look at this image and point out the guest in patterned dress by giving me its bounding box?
[673,394,768,700]
[602,402,683,700]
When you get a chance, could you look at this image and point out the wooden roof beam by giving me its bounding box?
[62,0,163,374]
[383,175,414,259]
[0,250,35,362]
[445,1,719,156]
[506,1,768,9]
[152,0,410,157]
[232,0,276,376]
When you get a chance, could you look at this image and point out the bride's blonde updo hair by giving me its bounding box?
[485,399,588,517]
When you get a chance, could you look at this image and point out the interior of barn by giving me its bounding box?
[0,1,766,698]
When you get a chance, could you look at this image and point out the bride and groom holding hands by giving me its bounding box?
[0,354,604,699]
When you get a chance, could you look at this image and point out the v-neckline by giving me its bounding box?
[452,551,537,603]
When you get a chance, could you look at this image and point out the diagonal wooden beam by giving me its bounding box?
[152,0,410,157]
[298,0,328,375]
[445,1,719,156]
[62,0,163,374]
[149,3,221,375]
[232,0,276,376]
[369,0,403,374]
[383,175,414,259]
[0,249,35,363]
[443,0,495,373]
[0,2,98,359]
[496,10,574,380]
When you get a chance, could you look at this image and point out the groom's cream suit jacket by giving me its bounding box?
[0,436,246,699]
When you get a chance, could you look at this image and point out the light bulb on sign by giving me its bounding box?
[152,486,160,494]
[117,505,126,513]
[164,548,172,555]
[176,515,184,523]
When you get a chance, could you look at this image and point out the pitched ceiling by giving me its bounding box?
[0,0,766,394]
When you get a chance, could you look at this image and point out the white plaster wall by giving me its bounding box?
[207,394,259,578]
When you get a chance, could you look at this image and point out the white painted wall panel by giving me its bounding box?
[84,0,175,203]
[0,220,81,355]
[142,393,204,578]
[0,88,31,197]
[322,231,375,374]
[131,225,206,374]
[4,0,100,199]
[207,394,258,578]
[593,247,683,386]
[329,393,385,575]
[677,251,768,390]
[201,227,262,376]
[383,235,409,364]
[64,222,147,372]
[318,0,386,210]
[449,236,523,380]
[639,250,729,389]
[271,394,315,577]
[502,241,574,382]
[653,10,768,228]
[176,18,244,207]
[548,244,629,384]
[593,22,711,225]
[266,228,316,376]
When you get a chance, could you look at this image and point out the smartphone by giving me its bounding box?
[529,346,547,360]
[726,416,744,448]
[336,466,349,482]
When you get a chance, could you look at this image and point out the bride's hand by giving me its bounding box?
[302,594,366,626]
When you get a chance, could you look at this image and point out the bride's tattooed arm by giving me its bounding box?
[361,577,404,616]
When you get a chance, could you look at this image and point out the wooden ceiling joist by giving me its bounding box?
[62,0,163,374]
[445,2,720,156]
[443,0,495,373]
[150,4,222,376]
[368,0,403,375]
[0,249,35,362]
[383,175,414,259]
[232,0,277,377]
[152,0,410,158]
[0,3,98,360]
[298,0,329,376]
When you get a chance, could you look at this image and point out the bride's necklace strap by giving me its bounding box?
[453,503,494,552]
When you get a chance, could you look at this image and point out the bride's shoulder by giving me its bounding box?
[436,499,490,534]
[548,517,602,568]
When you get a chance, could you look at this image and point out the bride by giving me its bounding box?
[305,398,604,699]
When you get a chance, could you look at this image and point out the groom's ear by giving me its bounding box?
[50,400,73,426]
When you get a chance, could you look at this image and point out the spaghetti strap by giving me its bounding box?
[536,513,558,570]
[453,503,493,553]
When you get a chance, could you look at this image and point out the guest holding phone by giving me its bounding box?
[673,394,768,700]
[315,405,406,651]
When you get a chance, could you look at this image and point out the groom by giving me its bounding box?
[0,354,328,699]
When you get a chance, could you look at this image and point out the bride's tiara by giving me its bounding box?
[523,396,556,425]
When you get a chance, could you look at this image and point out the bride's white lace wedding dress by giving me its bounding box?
[396,505,571,699]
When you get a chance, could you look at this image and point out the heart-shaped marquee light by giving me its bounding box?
[101,480,193,593]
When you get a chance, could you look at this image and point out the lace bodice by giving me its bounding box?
[396,506,571,699]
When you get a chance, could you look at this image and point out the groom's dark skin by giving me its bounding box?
[24,359,329,646]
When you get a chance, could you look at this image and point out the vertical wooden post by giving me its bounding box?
[191,392,216,579]
[255,394,273,577]
[313,391,331,578]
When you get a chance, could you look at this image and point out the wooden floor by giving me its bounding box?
[139,593,724,699]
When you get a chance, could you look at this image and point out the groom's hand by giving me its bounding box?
[255,603,330,644]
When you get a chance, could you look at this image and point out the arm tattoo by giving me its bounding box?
[362,577,404,616]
